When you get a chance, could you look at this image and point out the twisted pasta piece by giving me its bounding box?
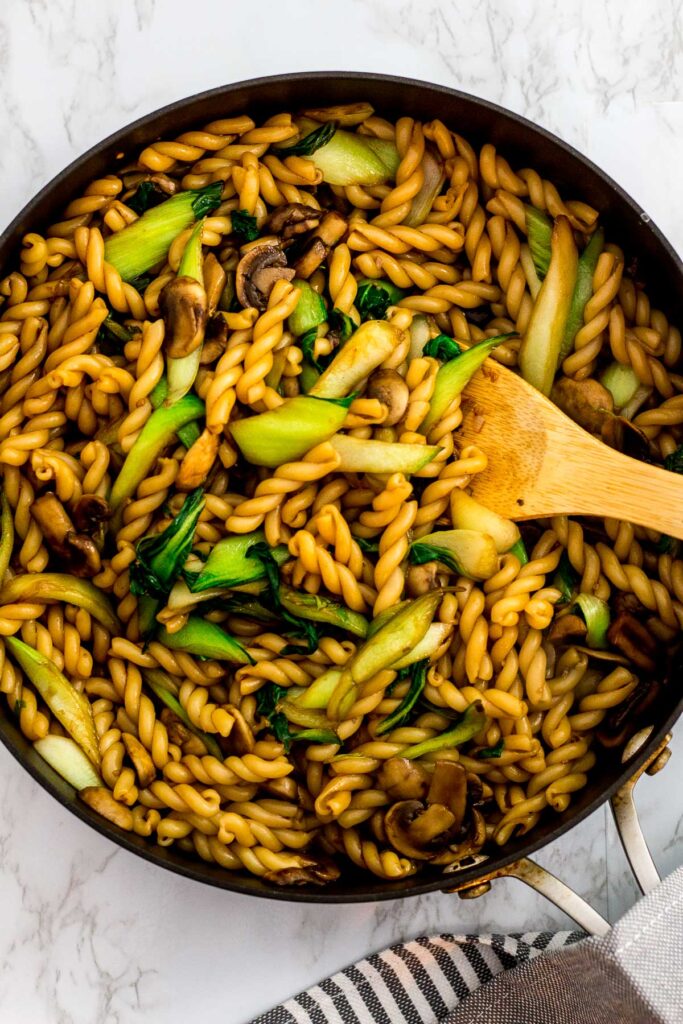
[74,227,145,318]
[370,474,417,615]
[235,279,299,408]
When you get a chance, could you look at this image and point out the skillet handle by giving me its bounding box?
[445,730,672,936]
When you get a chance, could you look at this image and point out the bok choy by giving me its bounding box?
[421,333,514,432]
[157,617,253,664]
[410,529,499,580]
[164,219,208,405]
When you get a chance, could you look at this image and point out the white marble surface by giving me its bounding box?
[1,0,682,1021]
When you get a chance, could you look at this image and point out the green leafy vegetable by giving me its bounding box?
[422,333,515,432]
[573,593,610,649]
[329,308,356,341]
[525,205,553,280]
[309,319,397,399]
[402,701,486,760]
[329,434,440,474]
[34,735,103,790]
[158,617,253,664]
[288,280,328,338]
[508,538,529,566]
[6,636,100,765]
[256,682,338,752]
[280,585,368,638]
[248,542,320,654]
[0,573,120,633]
[0,488,13,586]
[97,315,136,346]
[423,334,461,361]
[410,529,498,580]
[355,279,404,322]
[300,327,332,374]
[664,445,683,474]
[559,228,605,363]
[274,120,337,157]
[127,181,167,215]
[130,488,205,599]
[149,376,201,449]
[104,182,222,282]
[478,739,504,759]
[553,552,577,604]
[231,209,259,243]
[231,394,348,468]
[376,660,427,735]
[110,394,205,520]
[295,120,396,186]
[188,530,289,593]
[449,490,521,554]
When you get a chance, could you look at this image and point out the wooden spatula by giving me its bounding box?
[456,360,683,540]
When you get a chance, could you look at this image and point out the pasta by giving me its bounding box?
[0,100,678,889]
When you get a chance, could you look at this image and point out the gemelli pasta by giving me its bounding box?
[0,103,681,886]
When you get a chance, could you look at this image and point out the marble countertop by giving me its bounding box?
[1,0,682,1021]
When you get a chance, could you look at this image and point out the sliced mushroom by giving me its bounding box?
[600,415,658,461]
[551,377,614,434]
[80,787,134,830]
[377,757,430,800]
[427,761,468,832]
[176,428,219,491]
[264,855,341,886]
[235,244,295,310]
[159,276,208,358]
[406,562,446,597]
[31,494,102,577]
[597,677,662,749]
[72,494,111,536]
[548,612,588,644]
[432,807,488,865]
[366,369,410,426]
[384,800,456,860]
[202,253,226,315]
[122,732,156,788]
[291,211,348,279]
[607,612,658,672]
[160,707,193,746]
[267,203,322,239]
[226,704,255,755]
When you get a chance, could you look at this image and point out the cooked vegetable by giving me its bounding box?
[329,434,440,474]
[518,216,579,395]
[421,333,514,432]
[363,137,401,177]
[231,209,259,242]
[402,701,486,759]
[508,538,530,565]
[256,682,339,752]
[109,394,205,518]
[103,182,222,281]
[6,637,100,765]
[157,618,252,664]
[355,279,405,321]
[0,488,13,585]
[235,243,294,310]
[129,488,205,599]
[275,120,337,157]
[230,395,350,468]
[328,308,357,342]
[149,377,202,449]
[559,228,604,363]
[127,180,168,215]
[600,361,641,410]
[664,445,683,474]
[164,219,207,404]
[574,593,610,649]
[288,279,327,337]
[188,531,289,592]
[366,368,410,426]
[34,735,103,790]
[143,668,222,759]
[0,574,120,632]
[31,494,101,578]
[423,334,461,361]
[405,149,445,227]
[449,490,521,553]
[525,205,553,279]
[410,529,499,580]
[291,668,342,710]
[279,586,369,638]
[295,119,397,186]
[346,592,441,686]
[309,320,399,399]
[390,623,452,669]
[376,661,428,735]
[408,314,432,358]
[477,739,505,759]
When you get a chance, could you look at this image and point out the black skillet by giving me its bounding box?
[0,73,681,914]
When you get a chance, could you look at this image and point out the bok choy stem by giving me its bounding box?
[0,574,120,632]
[421,333,514,432]
[0,488,14,586]
[401,701,486,759]
[157,618,253,664]
[165,219,207,405]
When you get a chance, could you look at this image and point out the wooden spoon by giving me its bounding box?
[456,361,683,539]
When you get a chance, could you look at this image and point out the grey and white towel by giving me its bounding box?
[252,865,683,1024]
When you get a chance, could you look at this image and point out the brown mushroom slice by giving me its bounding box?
[80,787,134,830]
[264,855,341,886]
[366,369,410,426]
[160,707,193,747]
[122,732,156,788]
[235,244,295,310]
[226,704,255,755]
[427,761,468,832]
[176,429,219,491]
[384,800,456,860]
[600,415,658,461]
[31,494,102,578]
[377,757,430,801]
[597,677,662,749]
[160,275,208,358]
[267,203,322,239]
[203,253,226,315]
[291,211,348,280]
[551,377,614,434]
[72,494,111,536]
[432,807,489,865]
[548,612,588,644]
[607,613,658,672]
[406,562,447,597]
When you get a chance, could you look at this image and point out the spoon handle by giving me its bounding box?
[556,437,683,540]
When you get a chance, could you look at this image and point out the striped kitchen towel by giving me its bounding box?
[249,930,582,1024]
